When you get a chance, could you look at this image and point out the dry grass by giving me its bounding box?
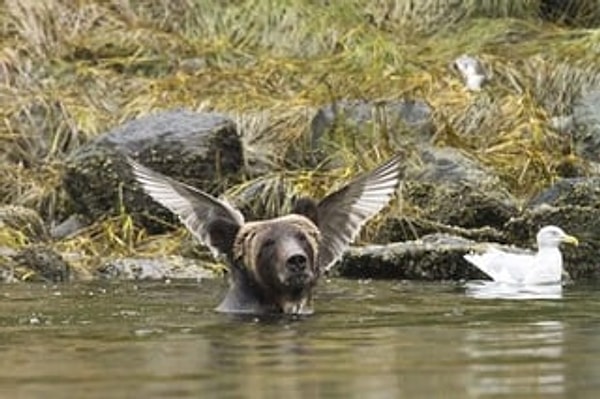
[1,0,599,270]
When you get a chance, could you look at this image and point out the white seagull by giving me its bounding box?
[464,226,578,285]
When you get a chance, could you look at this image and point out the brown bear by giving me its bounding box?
[129,154,402,315]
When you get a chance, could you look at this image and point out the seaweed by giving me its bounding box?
[1,0,599,276]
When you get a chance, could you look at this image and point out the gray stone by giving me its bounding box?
[337,233,488,281]
[13,245,71,282]
[96,256,218,281]
[573,88,600,162]
[50,214,87,239]
[377,145,518,242]
[401,180,517,230]
[309,99,434,164]
[62,109,244,232]
[374,216,508,245]
[404,145,506,187]
[526,177,600,208]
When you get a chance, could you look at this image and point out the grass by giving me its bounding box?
[1,0,600,275]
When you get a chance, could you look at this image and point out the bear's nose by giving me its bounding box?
[286,254,308,273]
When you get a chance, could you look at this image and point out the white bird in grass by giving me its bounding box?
[464,226,578,285]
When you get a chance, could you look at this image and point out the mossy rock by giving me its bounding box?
[308,99,434,167]
[338,234,488,281]
[12,245,71,283]
[96,256,218,281]
[0,205,48,246]
[62,109,244,232]
[375,145,519,242]
[527,176,600,208]
[374,216,508,245]
[403,180,517,229]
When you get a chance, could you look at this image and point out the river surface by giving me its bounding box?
[0,278,599,398]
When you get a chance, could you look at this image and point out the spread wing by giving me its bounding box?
[317,154,403,271]
[128,158,245,258]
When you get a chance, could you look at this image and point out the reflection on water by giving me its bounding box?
[0,280,599,398]
[465,280,563,300]
[464,321,565,397]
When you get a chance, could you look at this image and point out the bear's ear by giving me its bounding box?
[205,218,241,260]
[291,197,319,226]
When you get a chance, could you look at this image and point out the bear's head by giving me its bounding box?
[232,215,321,312]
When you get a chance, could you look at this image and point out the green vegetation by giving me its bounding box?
[1,0,599,277]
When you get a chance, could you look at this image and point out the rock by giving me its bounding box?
[404,146,504,187]
[377,146,518,242]
[62,109,244,232]
[12,245,71,282]
[374,216,508,245]
[337,233,488,281]
[573,88,600,162]
[505,205,600,280]
[0,205,48,243]
[96,256,218,281]
[0,247,16,283]
[50,214,87,239]
[401,180,517,229]
[526,177,600,209]
[309,99,434,165]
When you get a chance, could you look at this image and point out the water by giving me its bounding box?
[1,278,599,399]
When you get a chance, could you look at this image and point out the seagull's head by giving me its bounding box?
[536,225,579,249]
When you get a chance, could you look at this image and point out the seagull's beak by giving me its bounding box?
[562,234,579,246]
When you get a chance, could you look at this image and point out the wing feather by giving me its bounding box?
[128,158,244,258]
[317,154,403,271]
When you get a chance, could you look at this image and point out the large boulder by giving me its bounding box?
[338,234,487,281]
[96,256,218,281]
[62,109,244,232]
[308,98,435,166]
[377,145,519,242]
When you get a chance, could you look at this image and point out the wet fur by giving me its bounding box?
[216,214,321,315]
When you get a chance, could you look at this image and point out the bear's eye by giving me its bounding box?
[295,232,308,242]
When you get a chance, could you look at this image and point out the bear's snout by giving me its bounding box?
[286,254,308,273]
